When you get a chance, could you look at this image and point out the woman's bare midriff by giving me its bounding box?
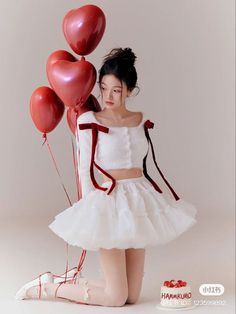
[101,168,143,183]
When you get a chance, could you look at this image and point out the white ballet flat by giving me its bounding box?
[15,271,53,300]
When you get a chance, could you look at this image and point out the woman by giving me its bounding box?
[15,48,197,306]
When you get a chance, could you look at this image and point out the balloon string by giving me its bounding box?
[41,133,72,294]
[72,116,87,280]
[54,243,70,298]
[42,133,72,206]
[54,249,87,300]
[74,111,83,199]
[64,243,69,282]
[41,132,87,292]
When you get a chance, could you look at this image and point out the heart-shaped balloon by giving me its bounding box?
[63,4,106,55]
[47,55,96,109]
[67,94,102,135]
[30,86,65,134]
[46,50,77,71]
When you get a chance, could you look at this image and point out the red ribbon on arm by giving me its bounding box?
[79,122,116,195]
[143,120,180,201]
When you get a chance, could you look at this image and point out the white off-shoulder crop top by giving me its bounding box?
[75,110,180,201]
[92,111,148,170]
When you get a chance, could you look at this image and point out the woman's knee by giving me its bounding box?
[104,289,128,307]
[126,293,140,304]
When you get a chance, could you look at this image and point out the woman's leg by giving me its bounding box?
[62,248,146,304]
[27,248,128,307]
[65,275,106,288]
[98,248,128,305]
[125,248,146,304]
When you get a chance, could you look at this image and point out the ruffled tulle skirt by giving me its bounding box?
[48,176,197,251]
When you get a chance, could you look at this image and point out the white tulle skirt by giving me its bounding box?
[48,176,197,251]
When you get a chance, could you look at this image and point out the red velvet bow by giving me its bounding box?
[144,119,154,129]
[79,122,116,195]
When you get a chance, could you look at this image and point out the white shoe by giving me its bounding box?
[53,267,83,284]
[15,272,53,300]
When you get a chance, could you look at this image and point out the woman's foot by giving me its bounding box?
[15,272,53,300]
[24,284,48,299]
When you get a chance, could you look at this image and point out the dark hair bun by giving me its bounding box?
[98,47,139,94]
[103,47,137,67]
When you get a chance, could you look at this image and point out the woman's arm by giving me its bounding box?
[75,112,95,198]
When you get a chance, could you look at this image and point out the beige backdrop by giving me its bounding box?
[0,0,234,219]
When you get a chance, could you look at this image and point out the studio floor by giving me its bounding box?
[1,214,235,314]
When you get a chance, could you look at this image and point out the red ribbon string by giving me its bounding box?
[42,133,72,206]
[54,244,69,298]
[143,120,180,201]
[41,132,87,301]
[54,248,87,301]
[37,271,52,299]
[79,122,116,195]
[75,249,87,281]
[41,134,71,294]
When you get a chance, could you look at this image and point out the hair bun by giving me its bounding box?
[103,47,137,66]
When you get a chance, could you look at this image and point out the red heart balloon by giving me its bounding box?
[30,86,65,134]
[67,94,102,135]
[63,4,106,55]
[46,50,77,71]
[47,56,96,109]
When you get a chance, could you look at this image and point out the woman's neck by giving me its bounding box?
[102,105,129,119]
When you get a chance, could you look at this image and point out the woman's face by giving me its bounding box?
[99,74,130,110]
